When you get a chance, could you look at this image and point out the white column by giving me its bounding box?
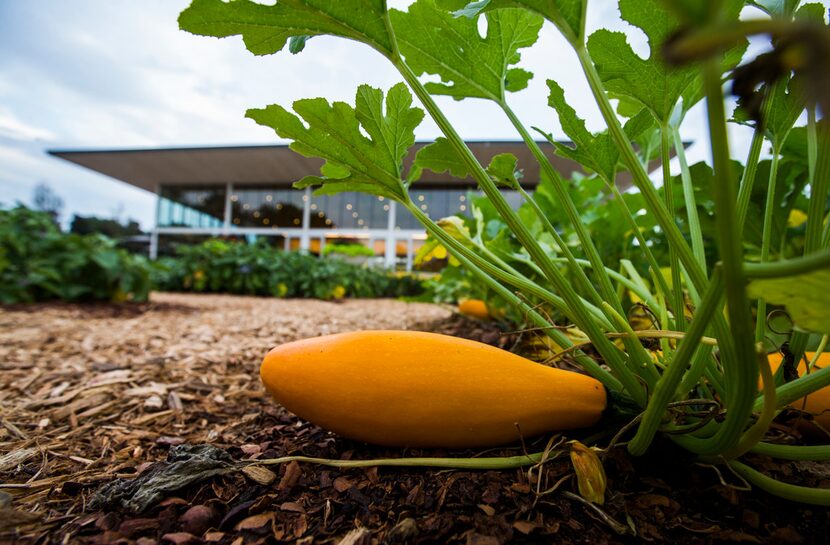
[149,231,159,260]
[406,235,414,272]
[223,182,233,231]
[151,184,161,259]
[300,187,311,251]
[384,200,397,269]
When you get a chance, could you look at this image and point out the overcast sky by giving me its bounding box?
[1,1,826,229]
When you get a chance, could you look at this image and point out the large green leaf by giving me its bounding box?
[247,83,424,202]
[390,0,542,102]
[747,268,830,333]
[587,0,744,124]
[543,80,655,183]
[455,0,586,44]
[178,0,395,57]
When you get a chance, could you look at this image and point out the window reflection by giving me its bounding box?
[232,187,304,227]
[158,185,225,228]
[310,193,387,229]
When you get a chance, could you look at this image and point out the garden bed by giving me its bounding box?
[1,294,828,544]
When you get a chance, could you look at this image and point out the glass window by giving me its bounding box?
[231,186,305,228]
[158,185,225,228]
[311,192,388,229]
[394,188,525,230]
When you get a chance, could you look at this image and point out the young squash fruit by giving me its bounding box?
[260,330,607,448]
[767,352,830,430]
[458,299,491,320]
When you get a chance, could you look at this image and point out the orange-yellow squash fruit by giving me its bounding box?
[260,330,607,448]
[458,299,491,320]
[767,352,830,429]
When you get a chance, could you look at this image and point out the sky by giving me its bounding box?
[0,1,825,229]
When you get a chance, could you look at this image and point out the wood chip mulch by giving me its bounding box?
[1,293,829,545]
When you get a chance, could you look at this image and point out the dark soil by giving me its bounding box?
[1,294,828,545]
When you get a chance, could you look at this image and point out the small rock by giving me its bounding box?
[179,505,215,535]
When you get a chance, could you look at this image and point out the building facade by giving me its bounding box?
[50,142,627,270]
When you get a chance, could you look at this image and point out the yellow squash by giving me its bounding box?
[768,351,830,429]
[260,330,607,448]
[458,299,491,320]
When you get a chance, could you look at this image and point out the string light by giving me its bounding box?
[243,203,250,210]
[417,195,425,202]
[276,203,283,210]
[293,218,300,225]
[310,203,317,210]
[346,204,353,210]
[253,211,260,218]
[231,195,238,202]
[459,205,466,211]
[265,195,273,202]
[352,212,358,218]
[263,218,270,225]
[383,204,390,211]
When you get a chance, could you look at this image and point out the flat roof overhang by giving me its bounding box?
[47,141,665,193]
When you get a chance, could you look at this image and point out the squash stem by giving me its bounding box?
[251,452,547,470]
[728,460,830,506]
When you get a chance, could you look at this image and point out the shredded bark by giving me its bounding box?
[1,293,828,544]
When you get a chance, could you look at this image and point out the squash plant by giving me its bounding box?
[179,0,830,504]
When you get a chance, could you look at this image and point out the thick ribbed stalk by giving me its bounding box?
[723,351,776,459]
[394,59,644,404]
[754,149,781,343]
[627,268,724,456]
[408,202,621,391]
[691,60,757,456]
[744,248,830,278]
[661,123,687,331]
[673,127,706,270]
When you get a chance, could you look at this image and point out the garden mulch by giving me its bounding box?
[1,293,828,545]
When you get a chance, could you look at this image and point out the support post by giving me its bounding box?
[406,235,414,272]
[385,201,397,269]
[223,182,233,232]
[300,187,311,251]
[150,231,159,260]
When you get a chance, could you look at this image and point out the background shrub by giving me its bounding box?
[0,206,152,304]
[153,239,423,300]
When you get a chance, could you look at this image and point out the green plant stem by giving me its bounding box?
[724,349,776,459]
[601,302,661,388]
[502,102,618,309]
[728,460,830,506]
[607,184,673,309]
[553,257,660,311]
[573,44,706,295]
[756,364,830,411]
[394,58,644,404]
[754,148,781,344]
[809,335,828,371]
[515,186,603,305]
[661,123,687,331]
[744,248,830,278]
[750,442,830,461]
[694,60,757,456]
[253,452,547,470]
[627,268,725,456]
[573,43,738,392]
[805,109,825,252]
[673,126,706,270]
[736,96,772,234]
[408,202,621,390]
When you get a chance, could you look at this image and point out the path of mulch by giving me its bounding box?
[1,293,828,545]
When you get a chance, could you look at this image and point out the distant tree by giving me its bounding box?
[32,182,64,223]
[70,215,145,238]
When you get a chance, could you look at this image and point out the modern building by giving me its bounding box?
[49,142,638,270]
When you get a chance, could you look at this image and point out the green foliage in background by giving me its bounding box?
[321,242,375,258]
[153,239,423,300]
[0,206,152,304]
